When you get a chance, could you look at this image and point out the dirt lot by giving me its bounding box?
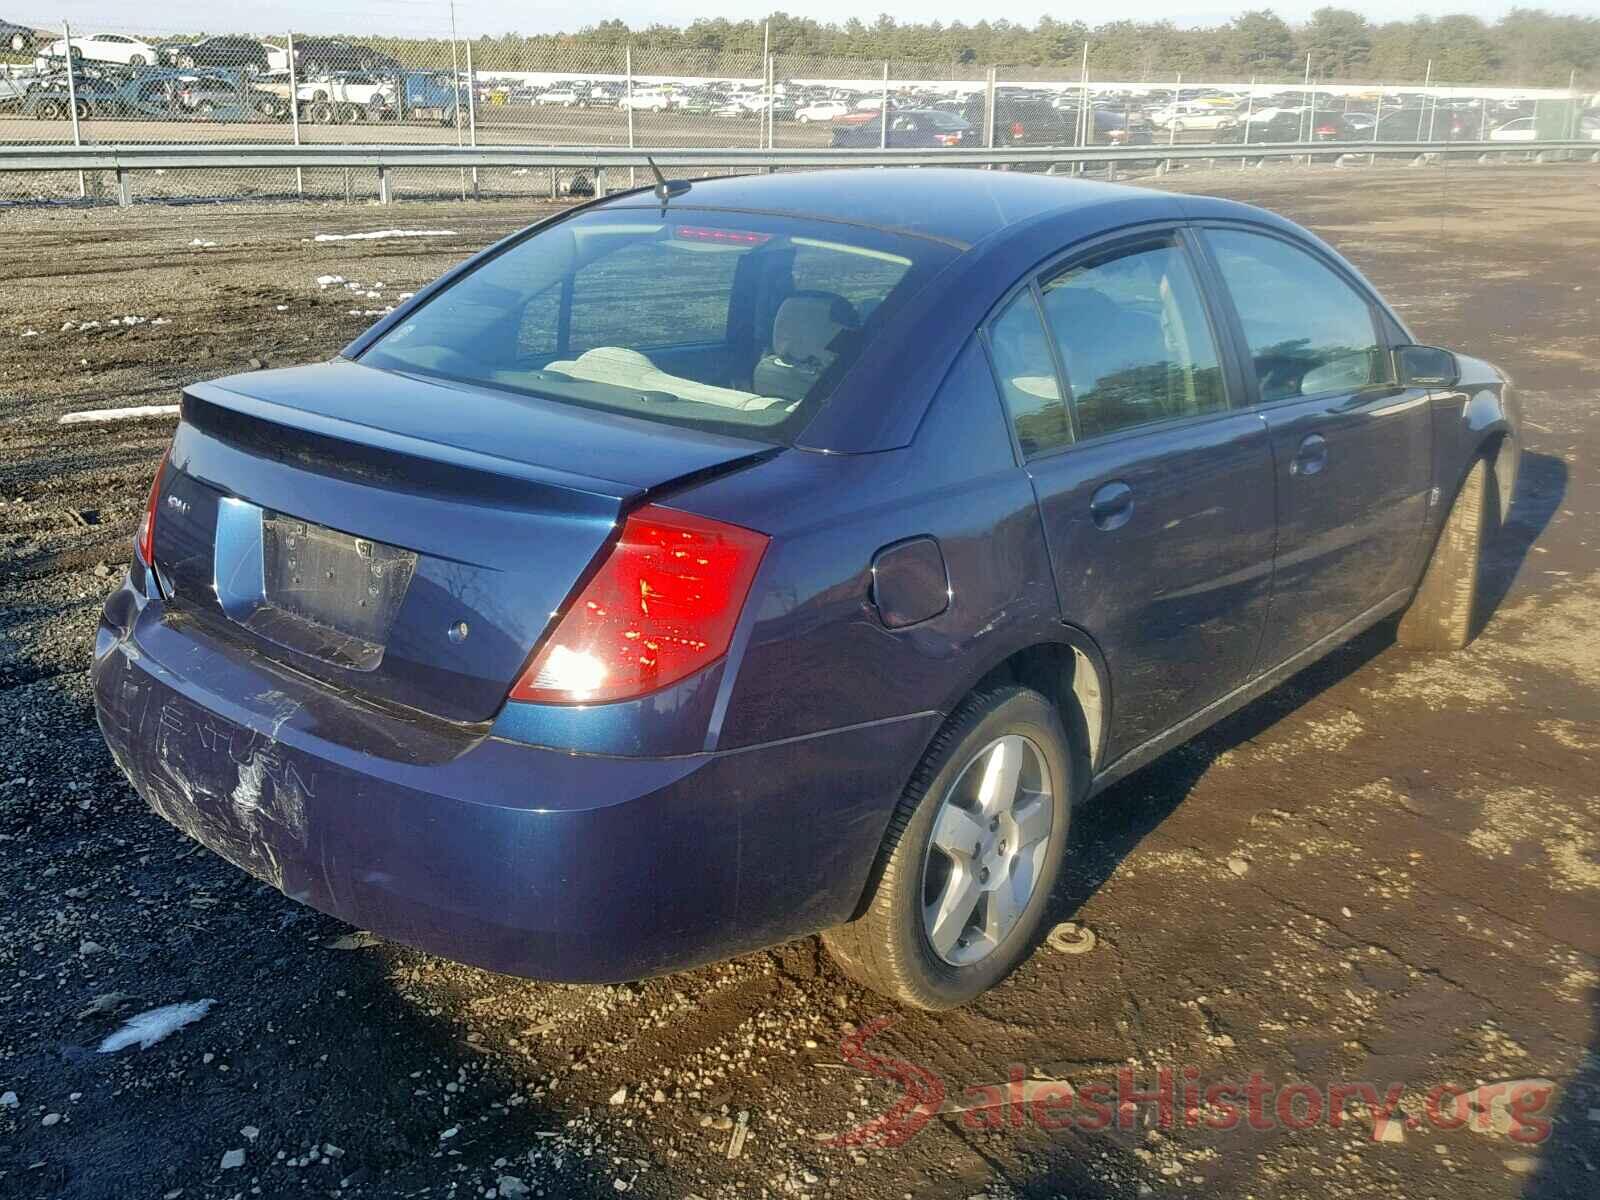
[0,164,1596,1200]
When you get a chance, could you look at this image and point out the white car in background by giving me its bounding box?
[539,88,584,107]
[37,31,158,67]
[796,99,849,123]
[621,88,672,111]
[1489,117,1537,142]
[259,41,291,72]
[1149,100,1238,133]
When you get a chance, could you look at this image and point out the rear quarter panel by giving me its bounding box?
[672,340,1060,752]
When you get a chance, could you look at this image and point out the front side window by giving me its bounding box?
[361,208,955,445]
[1205,228,1391,402]
[1039,239,1227,440]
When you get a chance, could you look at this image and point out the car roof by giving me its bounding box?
[594,168,1177,248]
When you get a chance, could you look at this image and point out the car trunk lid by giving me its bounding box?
[150,361,773,724]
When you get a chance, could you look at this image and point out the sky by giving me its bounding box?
[19,0,1600,39]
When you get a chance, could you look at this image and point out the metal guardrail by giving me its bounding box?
[3,139,1596,203]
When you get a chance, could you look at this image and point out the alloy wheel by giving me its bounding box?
[920,734,1054,967]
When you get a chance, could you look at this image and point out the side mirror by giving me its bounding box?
[1396,344,1460,389]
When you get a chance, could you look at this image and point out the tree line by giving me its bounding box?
[441,8,1597,87]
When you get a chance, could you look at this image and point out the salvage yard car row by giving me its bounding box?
[2,25,1596,143]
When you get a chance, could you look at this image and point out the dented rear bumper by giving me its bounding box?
[91,573,929,982]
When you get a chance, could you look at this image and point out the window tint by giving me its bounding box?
[568,239,737,353]
[1205,228,1391,402]
[360,209,954,446]
[1039,240,1227,440]
[987,291,1070,455]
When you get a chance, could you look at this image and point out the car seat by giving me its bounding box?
[752,291,860,404]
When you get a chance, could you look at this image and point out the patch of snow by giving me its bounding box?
[275,304,288,312]
[97,999,215,1053]
[312,229,456,242]
[396,292,415,301]
[315,274,346,288]
[189,238,218,248]
[60,404,180,425]
[20,329,38,338]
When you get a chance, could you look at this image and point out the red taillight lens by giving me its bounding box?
[135,449,168,567]
[509,504,769,705]
[1010,121,1025,137]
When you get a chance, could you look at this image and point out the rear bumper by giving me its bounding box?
[92,577,935,982]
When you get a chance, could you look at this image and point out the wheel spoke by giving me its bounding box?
[930,802,986,860]
[1012,792,1052,851]
[983,872,1022,944]
[925,867,981,960]
[975,735,1025,817]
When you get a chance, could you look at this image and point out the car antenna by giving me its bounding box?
[647,156,691,205]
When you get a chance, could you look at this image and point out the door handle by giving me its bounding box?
[1291,433,1329,476]
[1089,480,1134,531]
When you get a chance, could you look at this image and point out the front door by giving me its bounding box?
[984,231,1277,763]
[1198,226,1433,668]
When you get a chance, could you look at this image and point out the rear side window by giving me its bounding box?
[1204,228,1392,402]
[987,291,1070,456]
[1039,239,1227,440]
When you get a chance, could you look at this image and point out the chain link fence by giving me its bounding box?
[1,18,1593,205]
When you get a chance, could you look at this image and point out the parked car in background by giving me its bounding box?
[1,15,36,53]
[157,37,271,73]
[673,87,721,114]
[959,96,1136,146]
[621,87,672,112]
[20,68,120,118]
[796,99,850,123]
[1374,107,1473,142]
[1148,100,1237,133]
[292,38,400,76]
[1489,117,1537,142]
[96,170,1516,1011]
[1219,110,1362,144]
[538,87,584,107]
[37,31,158,67]
[832,108,970,147]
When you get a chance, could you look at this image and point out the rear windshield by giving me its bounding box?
[359,207,957,445]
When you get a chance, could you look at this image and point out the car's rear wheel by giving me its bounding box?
[1397,456,1492,650]
[128,54,146,67]
[821,686,1073,1010]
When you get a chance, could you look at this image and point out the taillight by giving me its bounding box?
[135,449,169,567]
[1010,121,1024,137]
[509,504,769,705]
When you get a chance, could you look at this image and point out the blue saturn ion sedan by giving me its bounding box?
[94,169,1518,1009]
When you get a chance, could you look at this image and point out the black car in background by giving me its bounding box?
[958,96,1148,146]
[1219,110,1363,144]
[1374,106,1474,142]
[831,108,970,148]
[157,36,270,72]
[293,38,402,76]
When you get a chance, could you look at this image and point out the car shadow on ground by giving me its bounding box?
[1523,985,1600,1199]
[1048,445,1566,926]
[1003,450,1569,1195]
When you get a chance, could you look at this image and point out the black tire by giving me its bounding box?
[73,98,89,121]
[308,100,335,125]
[821,686,1075,1010]
[177,54,195,69]
[1397,457,1490,650]
[35,98,60,120]
[365,98,386,123]
[127,54,146,67]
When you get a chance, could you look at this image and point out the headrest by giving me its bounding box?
[773,291,858,367]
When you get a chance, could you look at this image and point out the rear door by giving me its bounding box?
[986,228,1277,763]
[1196,224,1432,669]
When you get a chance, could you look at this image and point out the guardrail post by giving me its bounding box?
[116,166,130,207]
[377,164,389,204]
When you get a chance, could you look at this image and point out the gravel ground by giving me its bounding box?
[0,164,1596,1200]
